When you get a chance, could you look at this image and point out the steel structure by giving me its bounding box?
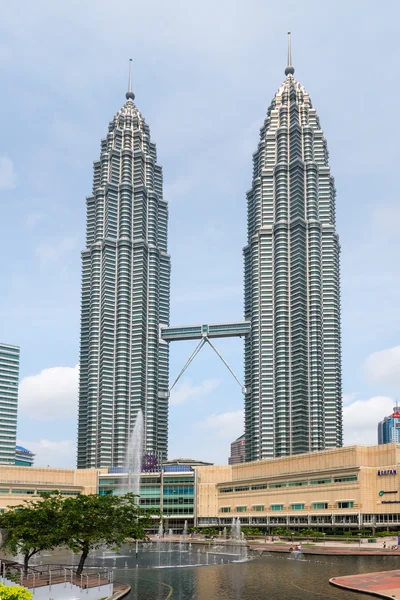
[78,62,170,468]
[243,34,342,461]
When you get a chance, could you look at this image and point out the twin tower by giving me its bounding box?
[77,45,342,469]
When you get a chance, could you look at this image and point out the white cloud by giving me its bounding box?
[343,393,358,406]
[19,365,79,420]
[35,236,77,267]
[18,439,76,469]
[365,346,400,388]
[0,156,16,189]
[343,395,394,446]
[200,409,243,439]
[169,377,220,406]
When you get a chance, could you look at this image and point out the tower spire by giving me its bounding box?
[126,58,135,100]
[285,32,295,76]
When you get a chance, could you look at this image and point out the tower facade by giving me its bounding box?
[244,41,342,461]
[0,343,19,465]
[77,74,170,468]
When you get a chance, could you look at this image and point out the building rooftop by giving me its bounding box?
[163,458,213,466]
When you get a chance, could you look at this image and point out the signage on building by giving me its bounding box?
[378,469,397,476]
[378,490,398,496]
[392,413,400,419]
[382,500,400,504]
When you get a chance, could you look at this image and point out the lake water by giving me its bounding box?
[115,552,399,599]
[31,544,400,599]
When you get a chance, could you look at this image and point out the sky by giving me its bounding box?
[1,0,400,467]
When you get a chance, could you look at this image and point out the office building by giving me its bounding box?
[2,445,400,533]
[229,434,246,465]
[243,35,342,460]
[77,64,170,468]
[15,445,35,467]
[378,408,400,444]
[0,343,19,465]
[99,458,211,532]
[196,443,400,532]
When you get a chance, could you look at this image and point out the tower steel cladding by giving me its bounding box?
[77,66,170,468]
[243,37,342,461]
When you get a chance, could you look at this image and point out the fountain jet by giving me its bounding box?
[124,409,144,499]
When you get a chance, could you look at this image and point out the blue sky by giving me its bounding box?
[1,0,400,467]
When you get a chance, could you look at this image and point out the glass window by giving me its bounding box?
[288,481,308,487]
[269,483,286,489]
[236,506,247,512]
[271,504,284,511]
[220,488,233,493]
[220,507,231,513]
[253,505,264,512]
[234,487,250,492]
[310,479,331,485]
[251,484,267,491]
[312,502,328,510]
[337,501,354,509]
[291,503,305,511]
[333,475,357,483]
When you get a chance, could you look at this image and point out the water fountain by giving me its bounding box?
[223,526,227,540]
[289,545,303,560]
[231,517,242,540]
[183,520,188,537]
[124,409,144,498]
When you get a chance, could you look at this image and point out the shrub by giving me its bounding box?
[241,527,263,537]
[0,583,33,599]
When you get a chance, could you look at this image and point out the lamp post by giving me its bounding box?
[358,533,362,548]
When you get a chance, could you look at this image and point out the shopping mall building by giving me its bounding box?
[1,445,400,532]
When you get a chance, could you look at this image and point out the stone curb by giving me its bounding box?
[106,583,131,599]
[329,577,395,600]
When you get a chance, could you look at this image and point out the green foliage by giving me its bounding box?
[60,493,153,575]
[241,527,263,537]
[298,529,324,537]
[0,494,65,573]
[271,527,293,536]
[0,583,32,599]
[0,493,153,577]
[201,527,220,536]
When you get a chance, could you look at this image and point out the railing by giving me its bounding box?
[0,561,113,590]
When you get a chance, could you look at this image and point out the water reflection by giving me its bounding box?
[27,545,400,599]
[115,551,400,599]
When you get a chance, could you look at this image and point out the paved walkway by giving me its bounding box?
[330,570,400,599]
[250,543,400,556]
[107,582,131,599]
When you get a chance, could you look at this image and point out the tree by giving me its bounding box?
[0,584,32,600]
[0,494,64,574]
[60,493,152,575]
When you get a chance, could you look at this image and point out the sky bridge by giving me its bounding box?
[160,321,251,342]
[160,321,251,395]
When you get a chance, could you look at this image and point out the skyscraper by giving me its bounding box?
[378,408,400,445]
[0,343,19,465]
[77,64,170,468]
[228,434,246,465]
[243,36,342,461]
